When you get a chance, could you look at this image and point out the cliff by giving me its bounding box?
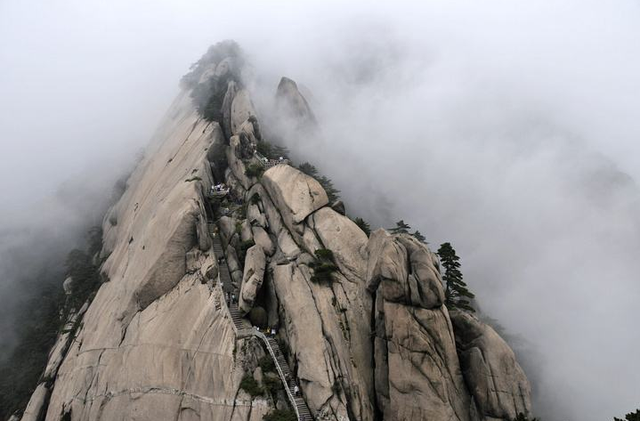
[17,42,532,421]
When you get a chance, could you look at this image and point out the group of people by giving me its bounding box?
[226,292,236,304]
[211,183,228,192]
[255,326,277,336]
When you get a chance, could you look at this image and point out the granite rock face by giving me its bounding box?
[20,44,532,421]
[450,311,533,421]
[366,229,471,421]
[25,87,274,421]
[261,165,329,229]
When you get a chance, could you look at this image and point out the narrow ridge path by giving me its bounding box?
[210,234,313,420]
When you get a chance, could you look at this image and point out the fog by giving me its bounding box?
[1,1,639,420]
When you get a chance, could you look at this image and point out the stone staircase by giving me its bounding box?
[210,234,313,420]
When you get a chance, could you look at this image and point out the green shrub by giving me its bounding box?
[297,162,318,177]
[250,193,261,205]
[0,227,104,419]
[314,248,334,261]
[257,140,289,160]
[258,355,275,373]
[309,249,338,284]
[245,163,265,178]
[263,409,297,421]
[207,140,228,181]
[263,376,283,396]
[614,409,640,421]
[353,217,371,236]
[240,374,263,397]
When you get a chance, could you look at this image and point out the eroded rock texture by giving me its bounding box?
[450,311,532,421]
[19,43,532,421]
[367,230,471,421]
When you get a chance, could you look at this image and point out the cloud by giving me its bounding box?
[1,0,639,419]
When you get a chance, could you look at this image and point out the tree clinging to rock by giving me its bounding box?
[437,242,475,313]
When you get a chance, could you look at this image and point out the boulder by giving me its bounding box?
[231,89,257,135]
[450,311,533,420]
[368,229,470,421]
[247,203,267,228]
[252,226,275,256]
[238,245,267,315]
[310,207,368,281]
[261,165,328,232]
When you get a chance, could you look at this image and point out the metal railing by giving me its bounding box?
[240,329,302,420]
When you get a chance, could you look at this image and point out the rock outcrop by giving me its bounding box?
[450,311,532,421]
[18,43,533,421]
[276,77,317,129]
[261,165,329,230]
[238,245,266,315]
[367,230,470,421]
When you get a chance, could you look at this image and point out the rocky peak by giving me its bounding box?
[16,44,532,421]
[276,76,317,130]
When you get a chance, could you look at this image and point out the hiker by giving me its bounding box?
[293,385,299,396]
[271,328,276,336]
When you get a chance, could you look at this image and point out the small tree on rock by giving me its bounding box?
[412,230,427,243]
[389,220,411,234]
[353,217,371,237]
[437,242,475,313]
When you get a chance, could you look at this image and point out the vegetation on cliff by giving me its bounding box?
[615,409,640,421]
[0,227,105,419]
[438,242,476,313]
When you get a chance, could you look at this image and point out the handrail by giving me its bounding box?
[247,329,301,421]
[212,233,303,420]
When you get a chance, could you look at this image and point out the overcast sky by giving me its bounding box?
[1,1,640,420]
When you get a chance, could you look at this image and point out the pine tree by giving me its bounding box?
[389,220,411,234]
[615,409,640,421]
[437,242,475,313]
[353,217,371,237]
[298,162,318,177]
[412,230,427,243]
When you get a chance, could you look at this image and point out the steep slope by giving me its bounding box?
[18,42,533,421]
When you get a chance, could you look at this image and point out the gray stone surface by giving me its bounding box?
[238,245,266,315]
[450,311,533,421]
